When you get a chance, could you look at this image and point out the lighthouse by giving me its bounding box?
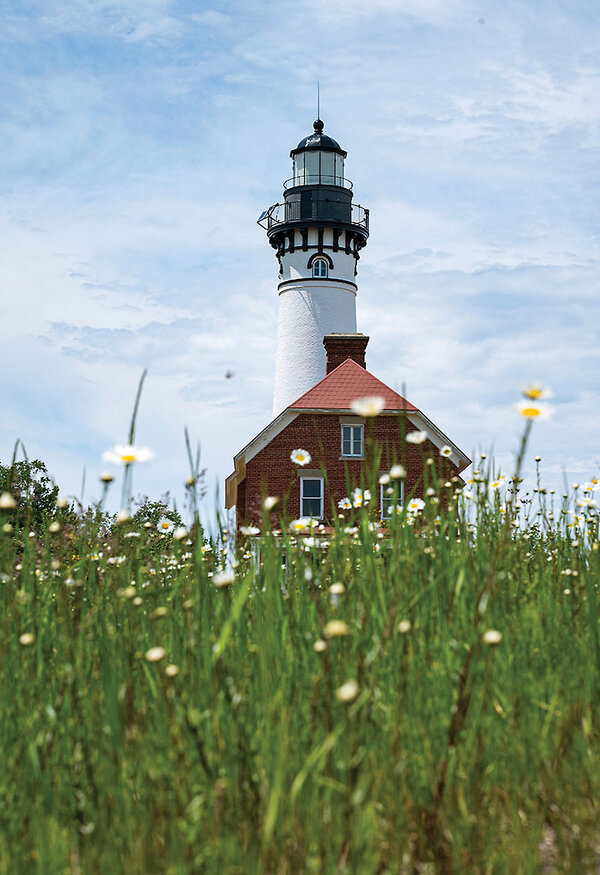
[226,119,470,522]
[258,119,370,415]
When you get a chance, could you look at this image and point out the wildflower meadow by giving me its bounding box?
[0,385,599,873]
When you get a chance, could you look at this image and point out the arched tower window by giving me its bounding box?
[312,258,329,278]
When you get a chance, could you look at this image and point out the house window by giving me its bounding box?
[300,477,324,519]
[380,480,404,520]
[341,424,363,458]
[312,258,328,278]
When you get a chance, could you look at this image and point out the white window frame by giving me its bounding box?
[300,476,324,519]
[340,424,364,458]
[380,479,405,520]
[312,258,328,278]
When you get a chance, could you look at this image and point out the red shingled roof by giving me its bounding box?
[289,358,417,411]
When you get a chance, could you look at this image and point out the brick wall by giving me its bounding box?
[236,412,457,527]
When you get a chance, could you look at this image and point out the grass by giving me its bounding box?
[0,435,599,873]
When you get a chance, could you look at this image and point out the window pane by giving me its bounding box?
[304,152,319,184]
[302,479,321,498]
[302,497,321,517]
[301,479,322,517]
[341,426,350,455]
[320,151,334,184]
[352,426,363,455]
[381,482,403,519]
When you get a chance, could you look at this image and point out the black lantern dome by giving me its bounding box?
[290,120,347,158]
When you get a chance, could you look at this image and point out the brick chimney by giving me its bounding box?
[323,333,369,374]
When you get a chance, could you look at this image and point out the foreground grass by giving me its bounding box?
[0,472,599,873]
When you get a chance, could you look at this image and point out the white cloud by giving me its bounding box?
[37,0,181,41]
[1,0,599,513]
[189,11,230,27]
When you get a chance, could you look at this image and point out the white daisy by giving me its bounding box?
[338,497,352,509]
[290,448,311,466]
[350,395,385,417]
[335,680,359,703]
[515,401,553,420]
[157,518,174,534]
[406,431,427,445]
[520,383,552,401]
[213,569,235,588]
[482,629,502,645]
[352,488,371,507]
[103,444,154,465]
[439,445,452,458]
[145,646,166,662]
[406,497,425,514]
[389,464,406,480]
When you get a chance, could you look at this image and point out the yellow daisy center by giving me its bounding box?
[521,407,541,417]
[525,388,543,399]
[121,454,136,463]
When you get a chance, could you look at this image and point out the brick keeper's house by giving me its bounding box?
[226,120,470,528]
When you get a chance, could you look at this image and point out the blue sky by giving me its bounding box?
[1,0,599,517]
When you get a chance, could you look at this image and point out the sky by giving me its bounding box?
[1,0,599,519]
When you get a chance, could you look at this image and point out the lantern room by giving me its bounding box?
[289,119,348,188]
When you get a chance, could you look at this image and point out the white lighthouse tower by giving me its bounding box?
[259,119,369,415]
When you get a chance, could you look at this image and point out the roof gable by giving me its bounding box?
[289,358,417,412]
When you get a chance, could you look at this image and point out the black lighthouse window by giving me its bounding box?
[312,258,328,278]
